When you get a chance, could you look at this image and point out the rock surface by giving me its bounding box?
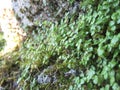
[12,0,80,28]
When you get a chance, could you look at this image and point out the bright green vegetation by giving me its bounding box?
[0,0,120,89]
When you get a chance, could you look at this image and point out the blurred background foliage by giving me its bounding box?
[0,0,120,89]
[0,33,5,51]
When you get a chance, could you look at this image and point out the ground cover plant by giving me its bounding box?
[0,0,120,89]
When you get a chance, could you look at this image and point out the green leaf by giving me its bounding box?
[102,66,109,79]
[87,69,95,82]
[109,21,115,26]
[107,0,113,2]
[116,70,120,81]
[113,0,119,7]
[117,19,120,24]
[105,84,110,90]
[97,47,104,57]
[109,71,115,85]
[108,60,117,68]
[100,87,104,90]
[111,26,116,31]
[111,13,118,20]
[104,72,108,80]
[93,75,98,84]
[111,35,119,46]
[112,83,120,90]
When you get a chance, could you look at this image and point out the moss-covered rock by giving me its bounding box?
[12,0,81,28]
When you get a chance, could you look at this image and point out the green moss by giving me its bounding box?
[1,0,120,89]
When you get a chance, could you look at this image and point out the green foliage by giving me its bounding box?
[68,0,120,89]
[1,0,120,89]
[68,0,75,4]
[0,33,5,51]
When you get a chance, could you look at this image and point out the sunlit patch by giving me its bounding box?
[0,0,26,56]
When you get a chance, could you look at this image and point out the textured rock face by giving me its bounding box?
[12,0,71,27]
[12,0,81,27]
